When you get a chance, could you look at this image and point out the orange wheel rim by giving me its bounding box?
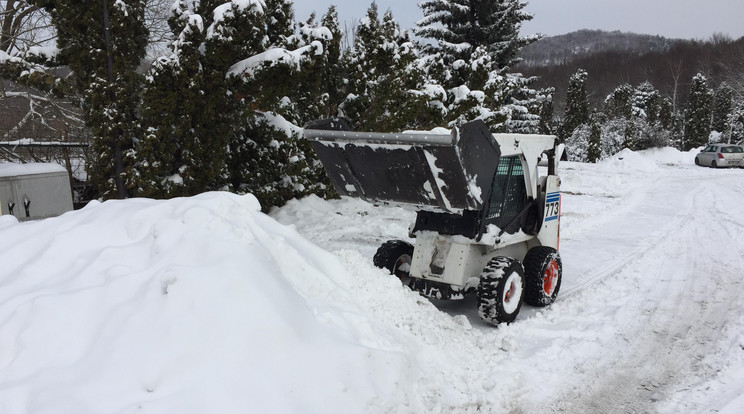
[543,260,559,296]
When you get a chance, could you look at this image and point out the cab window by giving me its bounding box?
[486,156,526,233]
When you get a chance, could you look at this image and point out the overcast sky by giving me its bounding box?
[293,0,744,40]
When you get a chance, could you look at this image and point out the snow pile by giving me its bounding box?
[601,147,660,172]
[0,193,426,413]
[603,146,700,169]
[2,148,744,413]
[597,146,699,172]
[271,194,416,258]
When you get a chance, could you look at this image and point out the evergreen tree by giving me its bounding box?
[587,115,602,163]
[319,6,343,117]
[559,69,589,142]
[285,12,338,122]
[414,0,540,131]
[632,81,661,124]
[728,102,744,143]
[658,97,674,130]
[138,0,266,198]
[32,0,148,199]
[564,123,590,162]
[400,55,450,130]
[603,84,633,120]
[712,82,733,136]
[537,88,555,134]
[340,4,418,132]
[223,5,340,210]
[626,81,670,150]
[683,73,713,150]
[416,0,534,72]
[264,0,296,48]
[600,118,630,158]
[668,110,686,150]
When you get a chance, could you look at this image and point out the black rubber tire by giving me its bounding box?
[523,246,562,307]
[694,157,700,166]
[712,160,717,168]
[477,257,525,325]
[373,240,414,279]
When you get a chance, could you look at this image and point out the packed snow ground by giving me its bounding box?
[1,148,744,413]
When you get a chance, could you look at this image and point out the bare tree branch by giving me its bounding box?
[1,0,53,54]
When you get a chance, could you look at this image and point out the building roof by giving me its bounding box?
[0,162,67,177]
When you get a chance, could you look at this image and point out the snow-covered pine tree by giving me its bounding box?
[339,4,417,132]
[564,123,591,162]
[290,10,342,122]
[658,96,674,130]
[603,84,633,120]
[587,115,602,163]
[414,0,540,131]
[225,5,340,210]
[400,54,449,130]
[341,2,382,125]
[632,81,661,124]
[264,0,296,48]
[628,81,672,150]
[138,0,266,198]
[683,73,713,150]
[601,118,630,158]
[537,88,555,134]
[32,0,148,199]
[559,69,589,143]
[138,13,208,197]
[728,102,744,143]
[712,82,733,136]
[319,6,343,118]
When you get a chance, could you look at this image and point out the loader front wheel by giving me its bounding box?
[523,247,562,307]
[373,240,414,280]
[477,257,525,325]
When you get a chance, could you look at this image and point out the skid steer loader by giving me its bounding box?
[303,119,562,325]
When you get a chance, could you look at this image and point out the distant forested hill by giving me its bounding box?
[517,30,744,114]
[519,29,677,67]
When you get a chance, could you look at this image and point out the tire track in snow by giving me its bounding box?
[549,175,744,413]
[559,173,702,297]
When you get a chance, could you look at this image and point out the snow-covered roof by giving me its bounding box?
[0,162,67,177]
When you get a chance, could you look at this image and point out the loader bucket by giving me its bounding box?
[303,119,501,213]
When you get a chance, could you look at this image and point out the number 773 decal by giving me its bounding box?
[545,192,560,222]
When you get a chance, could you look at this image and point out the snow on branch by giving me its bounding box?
[226,43,322,78]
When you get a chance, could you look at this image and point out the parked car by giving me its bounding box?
[695,144,744,168]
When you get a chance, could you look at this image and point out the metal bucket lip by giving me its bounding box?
[303,128,455,147]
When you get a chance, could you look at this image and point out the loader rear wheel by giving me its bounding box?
[477,257,525,325]
[523,247,562,307]
[373,240,414,279]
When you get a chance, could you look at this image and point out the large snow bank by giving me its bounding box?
[0,192,426,413]
[2,147,743,413]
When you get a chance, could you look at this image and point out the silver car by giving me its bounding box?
[695,144,744,168]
